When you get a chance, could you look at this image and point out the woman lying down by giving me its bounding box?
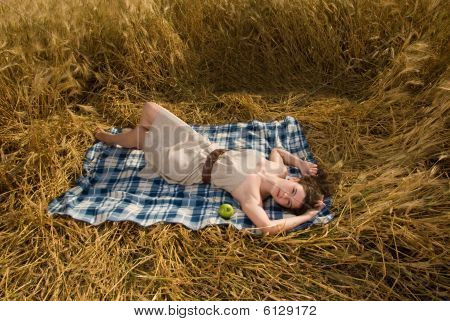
[95,102,330,235]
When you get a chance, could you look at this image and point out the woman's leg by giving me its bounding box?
[95,102,161,149]
[138,101,161,129]
[94,126,146,149]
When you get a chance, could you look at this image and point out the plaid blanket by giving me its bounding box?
[47,116,333,234]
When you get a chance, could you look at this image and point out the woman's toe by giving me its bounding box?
[95,128,109,141]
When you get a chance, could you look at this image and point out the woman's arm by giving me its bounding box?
[269,147,284,164]
[241,201,319,235]
[270,147,318,176]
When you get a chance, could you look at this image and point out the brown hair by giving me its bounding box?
[291,169,332,216]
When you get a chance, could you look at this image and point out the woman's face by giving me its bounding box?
[271,178,305,209]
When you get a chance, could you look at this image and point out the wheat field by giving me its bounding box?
[0,0,448,300]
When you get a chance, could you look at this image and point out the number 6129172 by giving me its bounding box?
[263,305,317,316]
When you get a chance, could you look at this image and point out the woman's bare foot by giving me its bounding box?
[94,128,115,146]
[94,127,144,149]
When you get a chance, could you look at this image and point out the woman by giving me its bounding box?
[95,102,327,235]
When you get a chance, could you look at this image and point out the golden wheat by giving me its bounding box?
[0,0,448,300]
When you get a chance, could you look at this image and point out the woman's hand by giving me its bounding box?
[307,197,325,220]
[297,159,318,176]
[271,148,319,177]
[314,195,326,210]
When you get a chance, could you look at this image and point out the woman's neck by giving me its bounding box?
[259,173,282,196]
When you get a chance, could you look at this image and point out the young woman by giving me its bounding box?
[95,102,327,235]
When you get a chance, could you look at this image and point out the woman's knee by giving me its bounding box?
[140,102,161,129]
[143,101,161,115]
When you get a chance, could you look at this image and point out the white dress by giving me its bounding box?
[138,107,266,193]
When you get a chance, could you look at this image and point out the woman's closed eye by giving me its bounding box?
[287,188,295,207]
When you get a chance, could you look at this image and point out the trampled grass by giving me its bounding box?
[0,0,448,300]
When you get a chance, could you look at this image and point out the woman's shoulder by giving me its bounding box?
[231,174,263,206]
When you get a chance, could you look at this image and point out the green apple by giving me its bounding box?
[218,203,234,220]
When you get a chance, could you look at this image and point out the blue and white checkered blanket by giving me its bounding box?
[47,116,333,234]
